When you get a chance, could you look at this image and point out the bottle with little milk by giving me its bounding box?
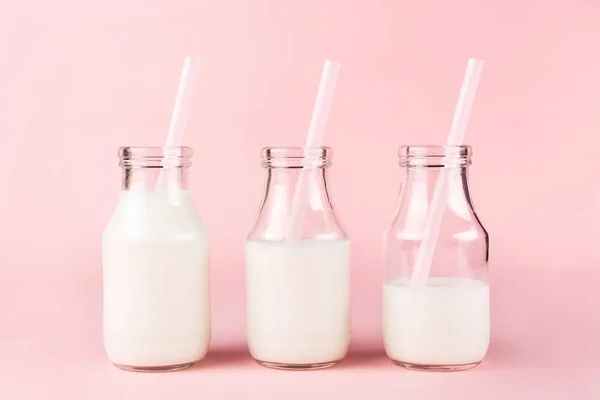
[383,145,490,372]
[102,146,210,372]
[246,146,350,370]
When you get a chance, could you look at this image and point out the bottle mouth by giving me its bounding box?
[261,146,332,168]
[398,145,472,167]
[119,146,193,168]
[118,146,193,168]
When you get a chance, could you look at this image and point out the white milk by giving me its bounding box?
[102,190,210,369]
[383,277,489,367]
[246,240,351,366]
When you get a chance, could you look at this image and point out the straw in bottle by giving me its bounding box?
[410,58,484,288]
[156,56,201,192]
[283,60,341,242]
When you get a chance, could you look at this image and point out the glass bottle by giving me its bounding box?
[246,146,351,370]
[383,145,490,372]
[102,146,211,372]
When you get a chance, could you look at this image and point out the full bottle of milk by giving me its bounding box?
[383,145,490,372]
[246,147,350,370]
[102,146,210,372]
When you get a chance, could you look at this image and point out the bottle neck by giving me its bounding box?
[398,166,474,220]
[262,167,332,212]
[248,166,346,241]
[121,167,190,191]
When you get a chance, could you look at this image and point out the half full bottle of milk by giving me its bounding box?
[246,146,350,370]
[383,145,490,372]
[102,146,210,372]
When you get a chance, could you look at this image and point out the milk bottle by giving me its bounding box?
[102,146,210,372]
[246,147,350,370]
[383,145,490,371]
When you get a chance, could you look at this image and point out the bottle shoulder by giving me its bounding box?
[103,190,209,243]
[385,212,488,243]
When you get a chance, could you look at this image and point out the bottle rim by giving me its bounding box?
[261,146,332,168]
[398,145,472,167]
[118,146,193,168]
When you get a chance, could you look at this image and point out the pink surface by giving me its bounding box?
[0,0,599,398]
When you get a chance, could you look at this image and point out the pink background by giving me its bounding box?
[1,0,599,398]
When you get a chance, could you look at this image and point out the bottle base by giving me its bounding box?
[392,359,481,372]
[114,361,198,373]
[255,359,339,371]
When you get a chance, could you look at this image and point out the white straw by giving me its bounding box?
[156,56,201,190]
[166,56,201,146]
[284,60,341,241]
[410,58,484,287]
